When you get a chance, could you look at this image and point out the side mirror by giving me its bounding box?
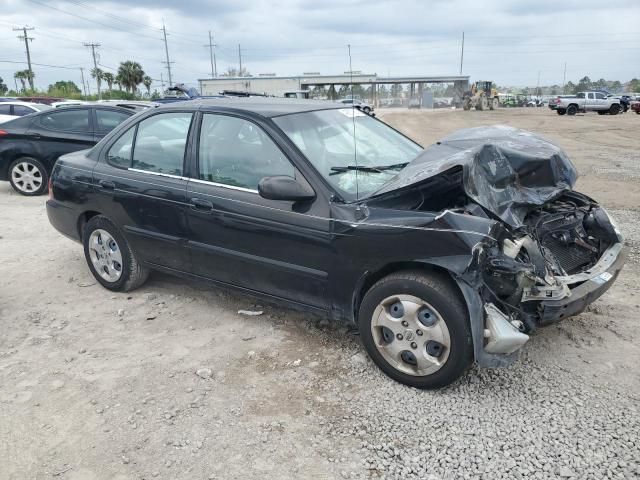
[258,175,315,202]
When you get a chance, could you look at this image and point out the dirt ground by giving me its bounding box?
[1,107,638,479]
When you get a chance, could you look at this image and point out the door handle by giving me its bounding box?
[190,197,214,212]
[98,180,115,190]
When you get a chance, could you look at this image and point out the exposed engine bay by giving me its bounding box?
[480,191,620,332]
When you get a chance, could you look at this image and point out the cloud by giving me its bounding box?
[1,0,638,92]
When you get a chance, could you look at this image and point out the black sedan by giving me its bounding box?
[0,104,136,195]
[46,99,625,388]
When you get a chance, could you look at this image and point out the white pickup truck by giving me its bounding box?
[556,91,621,116]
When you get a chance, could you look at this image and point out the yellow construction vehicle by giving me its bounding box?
[462,81,499,111]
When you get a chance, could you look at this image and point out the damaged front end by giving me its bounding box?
[367,126,626,367]
[476,192,625,357]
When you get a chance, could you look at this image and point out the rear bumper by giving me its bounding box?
[46,199,81,242]
[538,243,627,325]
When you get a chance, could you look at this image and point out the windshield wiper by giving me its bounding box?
[329,162,409,175]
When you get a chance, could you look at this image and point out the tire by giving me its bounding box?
[557,109,566,115]
[490,97,499,110]
[8,157,48,196]
[83,215,149,292]
[362,106,371,114]
[358,271,473,389]
[609,104,620,115]
[462,99,471,111]
[567,104,578,116]
[597,111,607,115]
[476,97,487,111]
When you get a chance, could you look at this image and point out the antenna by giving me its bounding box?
[348,44,359,201]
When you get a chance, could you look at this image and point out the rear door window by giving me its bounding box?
[38,109,90,132]
[106,126,135,169]
[0,105,11,115]
[131,112,193,176]
[96,109,130,133]
[13,105,35,116]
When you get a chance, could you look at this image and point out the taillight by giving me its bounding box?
[48,177,53,200]
[0,129,7,136]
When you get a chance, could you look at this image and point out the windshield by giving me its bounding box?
[274,108,423,200]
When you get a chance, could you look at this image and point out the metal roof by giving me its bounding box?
[198,74,469,84]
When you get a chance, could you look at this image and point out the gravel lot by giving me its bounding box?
[1,107,639,479]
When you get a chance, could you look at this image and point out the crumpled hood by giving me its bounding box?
[372,125,578,227]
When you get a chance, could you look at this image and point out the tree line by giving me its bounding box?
[0,60,155,100]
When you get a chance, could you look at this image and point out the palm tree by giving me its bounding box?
[142,75,152,97]
[91,67,104,98]
[117,61,145,95]
[14,70,27,92]
[103,72,115,95]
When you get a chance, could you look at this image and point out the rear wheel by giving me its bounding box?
[567,104,578,116]
[462,99,471,111]
[8,157,48,196]
[83,215,149,292]
[358,271,473,389]
[490,97,499,110]
[609,104,620,115]
[476,96,487,111]
[557,109,566,115]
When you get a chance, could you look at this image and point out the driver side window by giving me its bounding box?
[198,114,294,190]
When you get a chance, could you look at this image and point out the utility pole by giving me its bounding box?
[536,70,541,98]
[79,67,88,99]
[238,44,242,76]
[160,72,165,90]
[562,62,567,94]
[14,26,35,91]
[459,31,465,75]
[162,22,174,86]
[84,42,101,99]
[204,31,217,78]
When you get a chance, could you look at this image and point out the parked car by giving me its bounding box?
[631,101,640,114]
[0,105,135,195]
[44,99,626,388]
[555,92,621,115]
[15,96,64,105]
[0,101,52,124]
[606,94,631,113]
[339,98,374,114]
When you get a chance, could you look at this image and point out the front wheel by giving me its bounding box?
[358,271,473,389]
[8,157,48,196]
[83,215,149,292]
[567,105,578,115]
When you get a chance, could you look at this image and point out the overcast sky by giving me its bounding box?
[1,0,639,93]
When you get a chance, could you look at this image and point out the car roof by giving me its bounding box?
[0,101,45,107]
[154,97,346,118]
